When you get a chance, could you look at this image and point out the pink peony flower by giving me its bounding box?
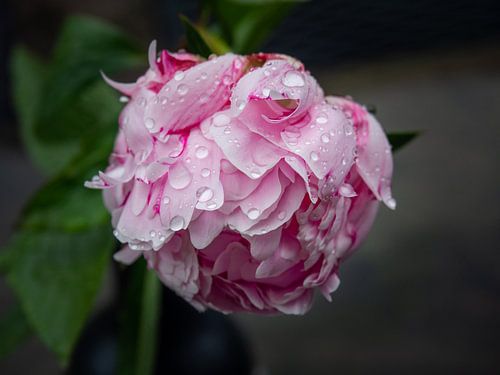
[86,43,395,314]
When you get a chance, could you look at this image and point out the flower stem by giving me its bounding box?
[135,269,161,375]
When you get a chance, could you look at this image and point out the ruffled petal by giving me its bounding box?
[144,54,246,135]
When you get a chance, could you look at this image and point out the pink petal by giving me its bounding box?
[144,54,246,134]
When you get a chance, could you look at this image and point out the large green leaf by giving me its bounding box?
[0,303,31,360]
[210,0,303,53]
[33,15,144,144]
[10,47,80,175]
[6,226,114,364]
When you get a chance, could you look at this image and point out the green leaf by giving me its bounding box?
[211,0,302,53]
[19,133,113,233]
[0,303,32,360]
[34,15,144,144]
[6,227,114,364]
[117,260,161,375]
[198,27,232,55]
[180,15,214,58]
[387,131,420,152]
[10,47,80,175]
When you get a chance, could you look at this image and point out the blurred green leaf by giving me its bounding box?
[387,131,420,152]
[210,0,301,53]
[180,15,214,58]
[6,226,114,364]
[198,27,232,55]
[34,15,144,144]
[0,303,31,360]
[11,47,80,175]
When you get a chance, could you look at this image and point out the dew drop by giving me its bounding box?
[222,75,232,85]
[250,169,261,179]
[278,211,286,220]
[177,84,188,96]
[137,97,146,107]
[310,151,319,161]
[145,118,155,129]
[247,208,261,220]
[168,164,192,189]
[262,88,271,97]
[196,186,214,202]
[195,146,209,159]
[150,230,156,238]
[206,201,217,209]
[387,198,397,210]
[174,71,185,81]
[321,133,330,143]
[199,94,209,103]
[201,168,211,177]
[162,196,170,204]
[282,71,305,87]
[119,96,129,103]
[213,114,230,127]
[316,114,328,124]
[169,216,185,231]
[223,126,231,135]
[200,72,208,80]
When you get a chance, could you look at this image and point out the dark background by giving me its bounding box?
[1,0,500,373]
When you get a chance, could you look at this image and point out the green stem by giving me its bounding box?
[135,270,161,375]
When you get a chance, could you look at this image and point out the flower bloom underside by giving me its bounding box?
[86,42,395,314]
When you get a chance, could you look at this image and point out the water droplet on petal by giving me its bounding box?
[145,118,155,129]
[177,84,188,96]
[196,186,214,202]
[316,114,328,124]
[247,208,261,220]
[137,97,146,107]
[200,72,208,80]
[206,201,217,209]
[282,71,305,87]
[222,75,232,85]
[201,168,211,177]
[213,114,230,127]
[387,198,397,210]
[199,94,209,103]
[310,151,319,161]
[250,169,261,179]
[168,164,192,189]
[119,96,129,103]
[169,216,185,231]
[321,133,330,143]
[262,88,271,97]
[162,196,170,204]
[150,230,156,238]
[278,211,286,220]
[195,146,209,159]
[223,126,231,135]
[174,71,185,81]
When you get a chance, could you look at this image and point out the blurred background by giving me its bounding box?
[1,0,500,373]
